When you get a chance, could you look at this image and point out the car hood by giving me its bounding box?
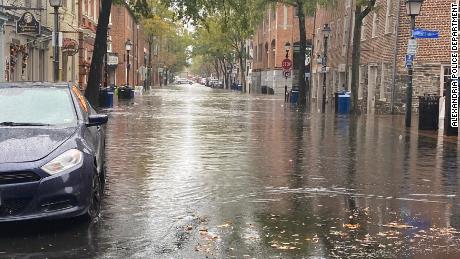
[0,127,77,164]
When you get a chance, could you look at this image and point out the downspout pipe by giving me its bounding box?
[390,0,402,114]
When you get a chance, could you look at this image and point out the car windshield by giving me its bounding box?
[0,87,77,126]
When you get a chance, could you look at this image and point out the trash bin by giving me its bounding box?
[334,92,341,112]
[338,92,351,114]
[291,90,299,104]
[267,87,274,95]
[418,95,440,130]
[118,86,134,99]
[99,88,114,107]
[261,85,267,94]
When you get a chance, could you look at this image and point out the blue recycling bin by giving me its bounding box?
[338,92,351,114]
[290,90,299,104]
[99,88,114,107]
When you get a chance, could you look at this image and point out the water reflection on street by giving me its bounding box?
[1,84,459,258]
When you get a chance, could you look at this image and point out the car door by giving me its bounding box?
[70,86,104,172]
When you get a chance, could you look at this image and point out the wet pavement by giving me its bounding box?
[1,84,460,258]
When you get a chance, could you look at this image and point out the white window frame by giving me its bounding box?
[385,0,393,34]
[372,12,378,38]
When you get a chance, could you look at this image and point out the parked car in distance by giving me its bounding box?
[0,82,108,222]
[175,78,193,85]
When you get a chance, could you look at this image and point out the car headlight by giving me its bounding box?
[41,149,83,175]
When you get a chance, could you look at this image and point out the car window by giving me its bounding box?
[71,85,90,116]
[0,87,77,126]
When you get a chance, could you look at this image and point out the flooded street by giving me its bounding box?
[1,84,460,258]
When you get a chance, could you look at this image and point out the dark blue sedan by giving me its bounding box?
[0,82,108,222]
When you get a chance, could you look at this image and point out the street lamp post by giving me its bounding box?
[49,0,62,82]
[284,42,291,102]
[405,0,423,127]
[104,30,111,88]
[125,39,133,87]
[322,24,331,113]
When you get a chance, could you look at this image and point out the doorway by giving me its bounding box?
[367,65,377,114]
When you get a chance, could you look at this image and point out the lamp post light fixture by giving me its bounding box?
[125,39,133,87]
[284,42,291,59]
[49,0,62,82]
[321,23,331,113]
[404,0,423,127]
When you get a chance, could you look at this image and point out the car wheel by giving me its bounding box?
[85,171,102,221]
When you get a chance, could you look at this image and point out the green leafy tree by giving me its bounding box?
[192,17,235,88]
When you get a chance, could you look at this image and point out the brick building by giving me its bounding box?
[251,4,315,95]
[0,0,79,83]
[311,0,451,114]
[78,0,99,89]
[110,4,147,87]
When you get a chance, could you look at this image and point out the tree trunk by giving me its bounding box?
[239,42,246,92]
[297,1,308,107]
[147,38,152,90]
[214,59,220,80]
[350,11,363,114]
[84,0,112,107]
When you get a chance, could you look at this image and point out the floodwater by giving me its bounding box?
[1,84,459,259]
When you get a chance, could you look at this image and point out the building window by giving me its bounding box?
[342,18,348,56]
[83,0,86,15]
[372,12,378,38]
[25,0,31,8]
[283,5,288,29]
[361,7,367,41]
[442,66,452,96]
[330,22,335,47]
[336,19,340,46]
[271,6,276,21]
[385,0,393,34]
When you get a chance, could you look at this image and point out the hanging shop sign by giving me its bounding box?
[107,53,119,66]
[16,12,40,35]
[62,38,79,56]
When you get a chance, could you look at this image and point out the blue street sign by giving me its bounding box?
[405,54,415,67]
[412,29,439,39]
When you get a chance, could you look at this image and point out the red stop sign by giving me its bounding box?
[282,58,292,70]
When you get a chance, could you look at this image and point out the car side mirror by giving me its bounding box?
[87,114,108,127]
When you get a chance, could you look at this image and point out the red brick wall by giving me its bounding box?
[253,4,314,71]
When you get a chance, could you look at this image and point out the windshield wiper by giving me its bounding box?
[0,122,52,126]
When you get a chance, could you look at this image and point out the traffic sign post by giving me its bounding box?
[282,58,292,70]
[407,39,417,55]
[412,28,439,39]
[283,70,291,79]
[405,54,415,68]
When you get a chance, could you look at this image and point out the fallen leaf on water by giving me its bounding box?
[217,224,231,228]
[343,223,360,230]
[382,222,414,229]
